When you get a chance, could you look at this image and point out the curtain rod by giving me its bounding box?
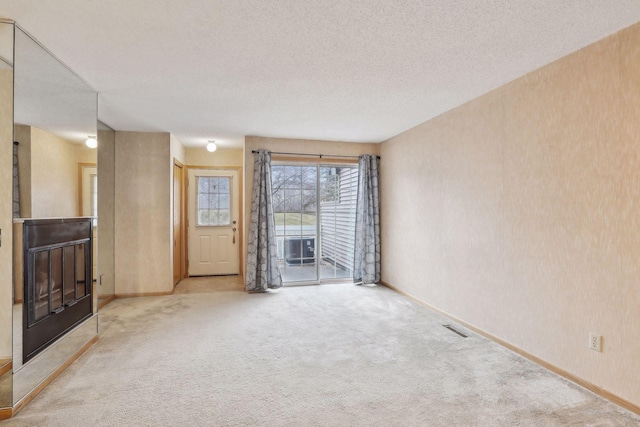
[251,150,380,159]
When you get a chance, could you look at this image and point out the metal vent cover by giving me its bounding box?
[443,324,468,338]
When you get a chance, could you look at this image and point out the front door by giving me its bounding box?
[188,168,239,276]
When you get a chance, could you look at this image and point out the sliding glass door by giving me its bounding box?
[272,165,318,282]
[272,164,357,284]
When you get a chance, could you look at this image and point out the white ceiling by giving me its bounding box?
[1,1,640,149]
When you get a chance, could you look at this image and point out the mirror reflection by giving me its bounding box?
[0,19,14,411]
[9,24,98,407]
[13,26,97,219]
[97,121,115,307]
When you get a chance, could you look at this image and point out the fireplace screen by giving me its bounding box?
[22,218,93,363]
[27,242,88,327]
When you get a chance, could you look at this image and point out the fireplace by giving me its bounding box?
[20,218,93,363]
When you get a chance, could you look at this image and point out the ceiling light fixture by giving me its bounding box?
[85,136,98,149]
[206,140,217,152]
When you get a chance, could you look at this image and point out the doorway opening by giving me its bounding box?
[271,164,358,284]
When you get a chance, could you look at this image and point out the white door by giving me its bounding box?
[81,166,98,281]
[188,168,239,276]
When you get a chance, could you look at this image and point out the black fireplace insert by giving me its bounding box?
[22,218,93,363]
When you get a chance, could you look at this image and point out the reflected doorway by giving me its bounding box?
[173,161,186,286]
[272,164,358,284]
[80,164,97,281]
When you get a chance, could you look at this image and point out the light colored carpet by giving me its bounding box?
[2,278,639,426]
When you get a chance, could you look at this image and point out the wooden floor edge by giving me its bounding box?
[0,408,11,420]
[115,290,174,298]
[11,335,99,418]
[0,360,12,377]
[379,280,640,417]
[0,361,13,419]
[98,295,116,309]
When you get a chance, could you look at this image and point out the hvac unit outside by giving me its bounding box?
[285,237,315,265]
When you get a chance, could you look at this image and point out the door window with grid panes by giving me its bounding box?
[197,176,231,226]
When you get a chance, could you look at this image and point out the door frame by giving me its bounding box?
[78,162,97,216]
[185,165,243,278]
[79,163,98,285]
[173,160,187,285]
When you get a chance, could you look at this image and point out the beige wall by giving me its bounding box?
[97,127,115,297]
[185,147,243,167]
[243,136,379,279]
[170,134,185,165]
[0,67,12,359]
[380,24,640,407]
[114,131,173,295]
[77,144,97,164]
[30,127,82,217]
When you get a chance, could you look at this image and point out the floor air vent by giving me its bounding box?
[443,324,468,338]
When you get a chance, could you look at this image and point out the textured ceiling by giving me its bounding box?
[1,1,640,149]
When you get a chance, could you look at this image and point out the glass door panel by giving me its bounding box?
[284,166,303,278]
[298,167,317,281]
[63,245,76,303]
[272,165,318,283]
[75,244,86,298]
[319,166,358,281]
[50,248,63,312]
[32,251,50,323]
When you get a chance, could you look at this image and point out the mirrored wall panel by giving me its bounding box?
[11,24,98,406]
[97,121,115,307]
[0,19,15,411]
[13,26,98,219]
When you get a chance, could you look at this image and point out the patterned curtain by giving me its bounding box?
[12,142,20,218]
[245,150,283,292]
[353,154,381,284]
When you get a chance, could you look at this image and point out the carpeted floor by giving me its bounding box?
[2,277,639,426]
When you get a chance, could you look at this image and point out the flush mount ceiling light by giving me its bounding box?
[85,136,98,149]
[206,140,217,152]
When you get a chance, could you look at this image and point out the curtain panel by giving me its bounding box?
[245,150,283,292]
[353,154,381,284]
